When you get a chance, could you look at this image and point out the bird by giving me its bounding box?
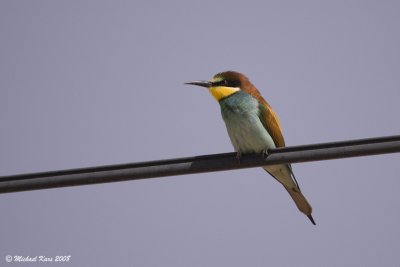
[185,71,315,225]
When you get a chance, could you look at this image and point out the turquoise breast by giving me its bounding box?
[219,91,276,154]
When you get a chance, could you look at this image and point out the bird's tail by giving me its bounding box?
[284,186,315,225]
[264,164,315,225]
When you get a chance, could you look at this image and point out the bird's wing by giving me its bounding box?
[257,98,286,148]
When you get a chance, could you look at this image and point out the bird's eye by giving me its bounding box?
[213,80,227,86]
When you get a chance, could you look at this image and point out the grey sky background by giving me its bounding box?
[1,1,400,266]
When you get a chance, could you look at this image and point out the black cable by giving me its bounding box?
[0,135,399,194]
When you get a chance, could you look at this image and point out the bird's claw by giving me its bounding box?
[236,151,242,161]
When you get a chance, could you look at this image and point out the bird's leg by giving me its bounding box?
[262,148,269,158]
[236,150,242,161]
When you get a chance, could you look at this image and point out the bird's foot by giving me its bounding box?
[262,148,269,158]
[236,151,242,162]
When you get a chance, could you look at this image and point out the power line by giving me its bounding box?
[0,135,399,194]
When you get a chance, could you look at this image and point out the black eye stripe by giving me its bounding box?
[212,80,240,87]
[212,80,226,86]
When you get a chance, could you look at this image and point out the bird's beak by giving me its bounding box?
[184,80,212,88]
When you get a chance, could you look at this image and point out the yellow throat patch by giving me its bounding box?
[208,86,240,101]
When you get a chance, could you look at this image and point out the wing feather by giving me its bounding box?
[257,99,285,148]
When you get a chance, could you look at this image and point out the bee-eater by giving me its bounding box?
[186,71,315,225]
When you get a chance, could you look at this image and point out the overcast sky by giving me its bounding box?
[1,1,400,266]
